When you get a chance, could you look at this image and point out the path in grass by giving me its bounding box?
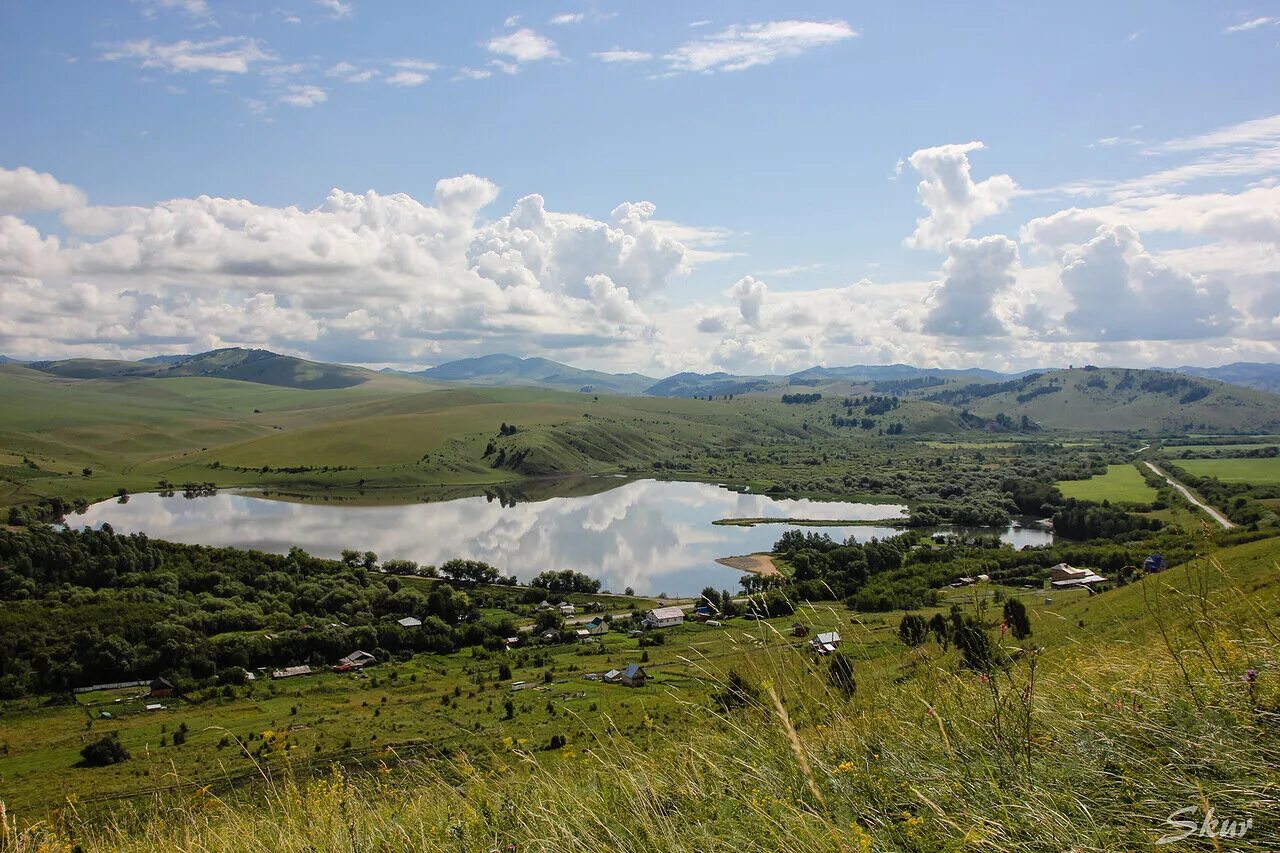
[1143,461,1235,529]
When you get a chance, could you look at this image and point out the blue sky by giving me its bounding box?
[1,1,1278,373]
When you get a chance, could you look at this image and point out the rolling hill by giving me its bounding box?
[926,366,1280,432]
[28,348,393,390]
[1172,362,1280,395]
[416,354,655,395]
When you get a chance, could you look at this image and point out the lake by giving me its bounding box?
[70,479,1050,595]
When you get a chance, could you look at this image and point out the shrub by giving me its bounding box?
[80,735,130,767]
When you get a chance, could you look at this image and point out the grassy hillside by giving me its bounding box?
[28,348,408,391]
[5,535,1278,849]
[418,354,655,395]
[932,367,1280,432]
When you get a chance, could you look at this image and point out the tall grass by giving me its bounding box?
[4,556,1278,851]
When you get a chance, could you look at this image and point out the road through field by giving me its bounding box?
[1143,461,1236,529]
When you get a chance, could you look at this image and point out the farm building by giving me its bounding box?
[148,677,175,698]
[606,664,649,687]
[810,632,842,655]
[643,606,685,628]
[396,616,422,629]
[335,650,377,671]
[1050,563,1107,588]
[271,665,312,680]
[581,616,608,636]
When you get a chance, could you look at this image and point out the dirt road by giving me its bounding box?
[1143,461,1235,529]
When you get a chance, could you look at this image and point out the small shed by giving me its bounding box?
[810,631,842,655]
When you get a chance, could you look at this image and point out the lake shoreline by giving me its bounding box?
[713,516,910,528]
[716,553,782,577]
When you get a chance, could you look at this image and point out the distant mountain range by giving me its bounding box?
[1169,362,1280,395]
[10,348,1280,403]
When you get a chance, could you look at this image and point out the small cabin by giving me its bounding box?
[810,632,842,655]
[606,664,648,687]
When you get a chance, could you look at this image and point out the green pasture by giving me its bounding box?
[1056,463,1158,503]
[1175,456,1280,485]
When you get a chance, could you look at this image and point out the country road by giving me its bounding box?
[1143,461,1236,529]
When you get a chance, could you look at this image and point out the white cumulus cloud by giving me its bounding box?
[903,142,1018,251]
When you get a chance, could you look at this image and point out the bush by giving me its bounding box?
[827,652,857,697]
[80,734,130,767]
[898,613,929,647]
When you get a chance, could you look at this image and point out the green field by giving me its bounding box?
[1176,456,1280,484]
[1056,463,1158,503]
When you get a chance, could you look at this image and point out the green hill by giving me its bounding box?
[28,348,396,391]
[926,367,1280,432]
[418,354,656,395]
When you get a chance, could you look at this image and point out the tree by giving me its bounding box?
[928,613,949,648]
[533,610,563,633]
[950,606,1001,673]
[1003,598,1032,640]
[898,613,929,647]
[439,559,499,585]
[80,734,130,767]
[172,721,189,746]
[498,661,512,681]
[827,652,857,697]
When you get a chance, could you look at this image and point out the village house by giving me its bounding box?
[396,616,422,629]
[558,602,576,617]
[643,605,685,629]
[581,616,608,636]
[537,599,554,610]
[148,677,174,698]
[1049,563,1108,589]
[334,650,376,671]
[810,631,842,655]
[605,664,648,687]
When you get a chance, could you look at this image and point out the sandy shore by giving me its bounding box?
[715,553,781,577]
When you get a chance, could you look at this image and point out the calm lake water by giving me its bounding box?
[70,479,1051,596]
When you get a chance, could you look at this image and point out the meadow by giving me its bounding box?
[1175,456,1280,485]
[1055,462,1158,503]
